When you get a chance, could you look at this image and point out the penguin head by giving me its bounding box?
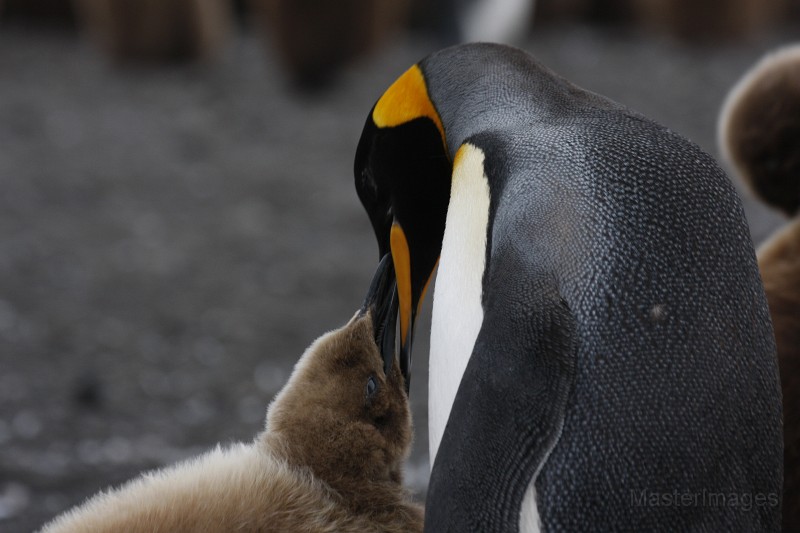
[354,64,452,389]
[265,257,413,487]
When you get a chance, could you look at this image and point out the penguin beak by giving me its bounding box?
[360,254,399,382]
[354,97,451,394]
[389,223,437,394]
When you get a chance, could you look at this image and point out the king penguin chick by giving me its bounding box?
[719,43,800,532]
[718,44,800,216]
[40,256,423,533]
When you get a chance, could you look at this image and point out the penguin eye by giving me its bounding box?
[366,374,379,399]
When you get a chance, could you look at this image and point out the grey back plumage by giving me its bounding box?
[422,43,782,531]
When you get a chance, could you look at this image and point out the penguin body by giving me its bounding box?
[41,301,423,532]
[355,43,782,531]
[719,44,800,531]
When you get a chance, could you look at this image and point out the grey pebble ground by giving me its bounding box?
[0,20,795,532]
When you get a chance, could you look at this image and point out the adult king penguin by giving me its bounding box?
[354,43,783,531]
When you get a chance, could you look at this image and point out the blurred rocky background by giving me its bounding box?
[0,0,797,530]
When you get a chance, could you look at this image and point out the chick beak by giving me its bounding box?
[360,254,399,382]
[398,311,414,394]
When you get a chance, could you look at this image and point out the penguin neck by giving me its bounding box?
[429,143,492,463]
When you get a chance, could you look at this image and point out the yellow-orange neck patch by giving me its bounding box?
[372,65,447,151]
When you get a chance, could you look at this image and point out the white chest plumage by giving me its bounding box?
[429,143,491,462]
[428,143,540,533]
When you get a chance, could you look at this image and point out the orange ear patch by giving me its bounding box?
[372,64,447,149]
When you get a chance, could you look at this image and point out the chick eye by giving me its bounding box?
[366,375,379,399]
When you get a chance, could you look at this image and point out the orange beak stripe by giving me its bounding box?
[390,223,413,346]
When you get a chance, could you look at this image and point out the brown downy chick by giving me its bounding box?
[264,306,418,524]
[41,257,423,533]
[718,44,800,217]
[718,44,800,531]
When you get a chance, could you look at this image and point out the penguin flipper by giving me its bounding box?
[425,262,577,531]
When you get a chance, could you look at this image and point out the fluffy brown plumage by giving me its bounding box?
[718,44,800,216]
[719,44,800,531]
[757,219,800,532]
[40,311,423,533]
